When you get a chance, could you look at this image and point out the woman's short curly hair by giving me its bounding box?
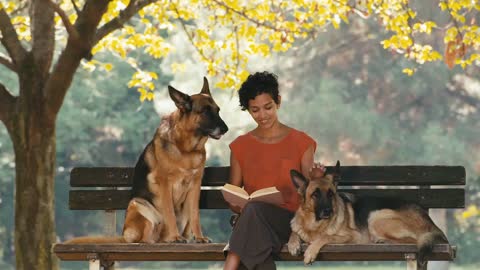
[238,71,280,111]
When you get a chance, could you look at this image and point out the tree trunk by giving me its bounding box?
[11,109,58,270]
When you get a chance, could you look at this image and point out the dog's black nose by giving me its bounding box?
[220,122,228,134]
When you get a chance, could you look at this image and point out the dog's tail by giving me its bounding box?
[417,228,448,267]
[63,236,126,244]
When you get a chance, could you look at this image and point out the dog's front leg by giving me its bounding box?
[185,176,210,243]
[304,234,353,265]
[155,183,186,243]
[303,238,328,265]
[287,232,302,256]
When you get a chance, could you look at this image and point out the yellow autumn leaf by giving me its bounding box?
[104,63,113,72]
[461,205,479,219]
[402,68,415,76]
[146,92,155,101]
[138,87,148,102]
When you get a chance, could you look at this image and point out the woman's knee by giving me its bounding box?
[243,201,270,216]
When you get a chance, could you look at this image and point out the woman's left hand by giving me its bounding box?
[309,162,326,178]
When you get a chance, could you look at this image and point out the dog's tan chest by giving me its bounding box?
[147,160,204,203]
[171,167,201,190]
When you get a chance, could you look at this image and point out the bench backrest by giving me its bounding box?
[69,166,465,211]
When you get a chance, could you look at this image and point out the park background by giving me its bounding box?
[0,1,479,269]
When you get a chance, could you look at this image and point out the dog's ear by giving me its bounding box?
[200,77,211,96]
[290,170,308,191]
[168,86,192,112]
[333,160,341,186]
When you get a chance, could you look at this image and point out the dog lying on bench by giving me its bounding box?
[288,161,448,267]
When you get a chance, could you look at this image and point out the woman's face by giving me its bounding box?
[247,93,281,129]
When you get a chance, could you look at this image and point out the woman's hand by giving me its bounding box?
[309,162,326,179]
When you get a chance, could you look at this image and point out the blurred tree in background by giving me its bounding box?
[0,1,479,269]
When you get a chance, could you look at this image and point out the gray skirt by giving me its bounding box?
[226,201,294,270]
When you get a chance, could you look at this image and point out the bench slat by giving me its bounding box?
[52,243,455,261]
[69,188,464,210]
[70,166,465,187]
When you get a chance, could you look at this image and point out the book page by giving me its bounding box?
[250,186,280,198]
[250,187,284,206]
[221,184,285,209]
[222,184,249,199]
[221,184,249,209]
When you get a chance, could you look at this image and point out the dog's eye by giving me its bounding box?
[201,107,211,114]
[311,189,320,199]
[327,189,334,197]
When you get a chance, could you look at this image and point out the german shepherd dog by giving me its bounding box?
[288,161,448,266]
[66,77,228,244]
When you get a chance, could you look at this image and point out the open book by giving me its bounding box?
[220,184,284,209]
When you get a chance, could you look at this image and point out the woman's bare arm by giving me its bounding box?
[228,152,243,213]
[300,145,315,177]
[229,152,243,187]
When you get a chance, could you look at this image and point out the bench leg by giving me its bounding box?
[406,259,417,270]
[89,258,100,270]
[405,253,417,270]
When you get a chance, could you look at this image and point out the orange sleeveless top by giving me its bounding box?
[229,128,316,212]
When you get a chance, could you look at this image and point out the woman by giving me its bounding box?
[224,71,321,270]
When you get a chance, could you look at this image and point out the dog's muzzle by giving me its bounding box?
[208,121,228,139]
[316,208,333,220]
[208,127,227,139]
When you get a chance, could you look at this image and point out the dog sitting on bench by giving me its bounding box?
[66,77,228,244]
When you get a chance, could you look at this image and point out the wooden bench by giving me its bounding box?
[53,165,465,270]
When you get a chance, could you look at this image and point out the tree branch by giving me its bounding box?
[0,53,17,72]
[94,0,157,45]
[0,83,16,126]
[46,0,80,40]
[45,0,111,116]
[171,3,230,76]
[0,7,27,66]
[31,0,56,80]
[172,3,210,63]
[70,0,81,15]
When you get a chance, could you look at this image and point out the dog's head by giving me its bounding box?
[167,77,228,139]
[290,161,341,220]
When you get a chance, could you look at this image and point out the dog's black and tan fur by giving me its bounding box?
[288,161,448,266]
[66,77,228,244]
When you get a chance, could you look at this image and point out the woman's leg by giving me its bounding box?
[224,251,241,270]
[254,255,276,270]
[227,201,293,270]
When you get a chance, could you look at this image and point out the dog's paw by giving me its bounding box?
[303,246,318,265]
[165,235,187,243]
[287,239,302,256]
[193,236,211,243]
